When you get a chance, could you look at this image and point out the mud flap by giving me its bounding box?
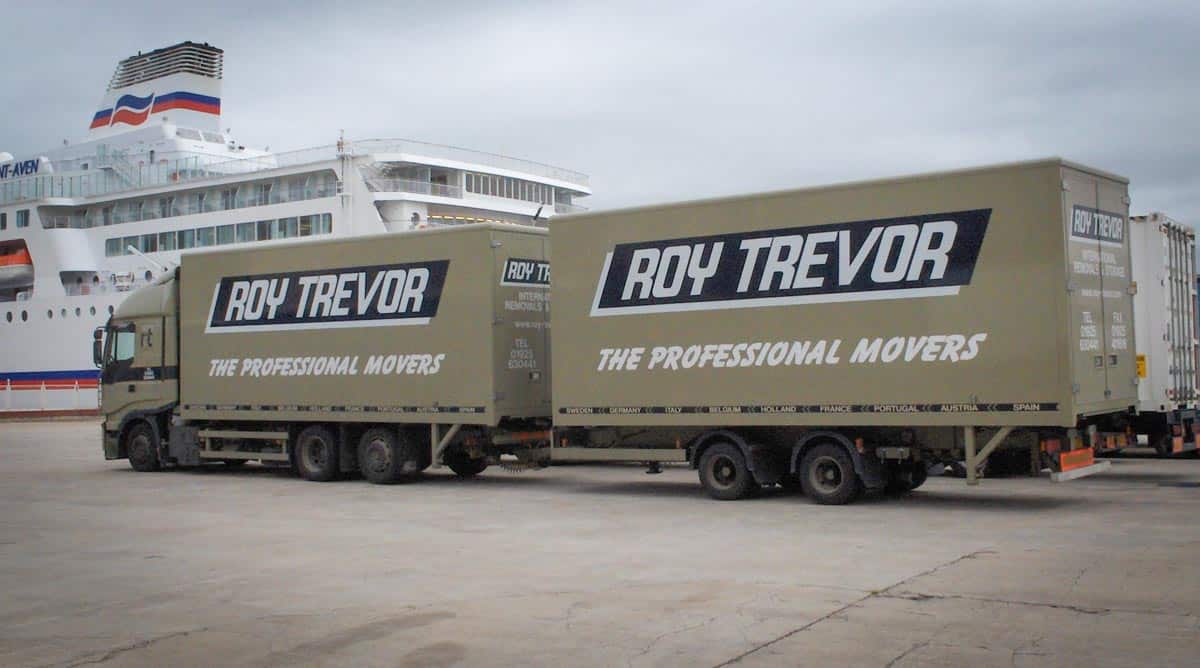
[851,448,886,491]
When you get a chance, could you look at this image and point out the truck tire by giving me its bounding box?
[884,462,928,494]
[221,459,247,467]
[698,443,756,501]
[1153,433,1173,458]
[443,447,489,477]
[294,425,341,482]
[800,443,862,505]
[359,427,419,484]
[908,464,928,490]
[126,422,161,472]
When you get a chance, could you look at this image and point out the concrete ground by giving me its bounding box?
[0,420,1197,667]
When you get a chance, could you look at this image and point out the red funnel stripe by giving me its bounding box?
[110,107,152,126]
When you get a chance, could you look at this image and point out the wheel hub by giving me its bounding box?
[811,457,843,491]
[364,440,390,473]
[711,455,738,488]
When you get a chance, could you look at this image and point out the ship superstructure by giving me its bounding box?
[0,41,590,414]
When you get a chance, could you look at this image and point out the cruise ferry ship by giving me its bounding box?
[0,41,590,415]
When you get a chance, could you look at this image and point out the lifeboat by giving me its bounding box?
[0,246,34,289]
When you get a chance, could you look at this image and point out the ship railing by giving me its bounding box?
[1,138,589,206]
[363,178,463,198]
[62,279,156,297]
[2,377,99,414]
[554,202,587,215]
[350,139,590,188]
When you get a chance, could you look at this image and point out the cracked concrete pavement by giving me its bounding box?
[1,420,1198,666]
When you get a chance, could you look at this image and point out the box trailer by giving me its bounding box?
[1128,212,1199,456]
[97,224,551,482]
[548,158,1129,501]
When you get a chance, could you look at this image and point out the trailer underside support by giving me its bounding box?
[430,423,462,468]
[964,426,1013,485]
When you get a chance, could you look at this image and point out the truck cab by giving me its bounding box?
[95,272,179,468]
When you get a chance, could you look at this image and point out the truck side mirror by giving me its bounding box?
[92,327,104,368]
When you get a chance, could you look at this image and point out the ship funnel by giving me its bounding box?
[88,41,223,138]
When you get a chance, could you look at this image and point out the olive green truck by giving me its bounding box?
[97,159,1129,504]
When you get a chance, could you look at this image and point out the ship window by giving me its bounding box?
[121,236,138,255]
[236,222,256,243]
[89,306,96,316]
[107,305,114,315]
[177,229,195,249]
[217,225,235,245]
[256,183,272,206]
[320,213,332,235]
[287,178,305,202]
[299,215,314,237]
[159,197,176,219]
[196,227,215,247]
[256,220,273,241]
[102,206,113,226]
[159,231,177,251]
[1,212,6,230]
[60,308,67,318]
[140,234,157,253]
[176,128,203,140]
[5,312,10,323]
[75,307,81,317]
[105,239,122,257]
[47,310,53,320]
[16,210,29,228]
[220,188,237,210]
[21,310,27,322]
[277,217,298,239]
[202,131,224,144]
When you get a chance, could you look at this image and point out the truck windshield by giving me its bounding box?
[108,329,135,366]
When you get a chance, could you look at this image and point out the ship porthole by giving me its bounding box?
[21,311,28,322]
[89,306,96,316]
[61,308,67,318]
[75,308,81,317]
[47,310,53,320]
[107,305,114,315]
[4,312,10,323]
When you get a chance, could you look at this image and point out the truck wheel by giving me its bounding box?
[800,444,862,505]
[909,464,928,490]
[1153,433,1173,458]
[126,422,161,472]
[359,427,420,484]
[698,443,756,500]
[444,447,489,477]
[295,426,341,482]
[884,462,928,494]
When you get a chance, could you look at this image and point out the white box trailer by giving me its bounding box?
[1129,212,1200,455]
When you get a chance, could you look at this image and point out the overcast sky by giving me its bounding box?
[3,0,1199,220]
